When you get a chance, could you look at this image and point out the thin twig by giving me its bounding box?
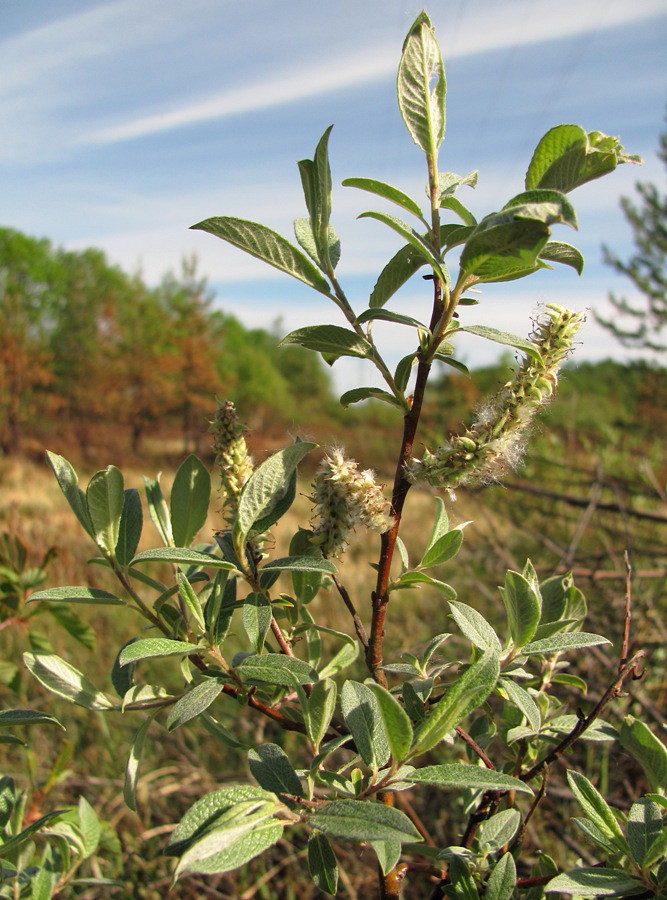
[521,648,647,784]
[454,726,495,769]
[620,550,633,668]
[333,573,369,648]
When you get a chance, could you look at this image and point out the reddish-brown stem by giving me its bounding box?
[333,573,369,648]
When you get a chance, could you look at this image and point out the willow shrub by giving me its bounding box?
[22,12,667,900]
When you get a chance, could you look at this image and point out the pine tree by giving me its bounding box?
[596,128,666,351]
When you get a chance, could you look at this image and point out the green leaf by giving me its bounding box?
[77,794,101,858]
[27,586,125,606]
[366,682,413,764]
[302,678,337,748]
[458,326,542,362]
[343,177,425,222]
[248,743,303,798]
[355,307,429,331]
[191,216,331,294]
[397,11,446,157]
[627,798,663,866]
[281,324,371,361]
[448,856,480,900]
[262,556,336,574]
[394,353,417,393]
[359,211,449,284]
[0,810,65,856]
[441,195,477,226]
[45,451,94,538]
[167,680,224,731]
[546,868,644,896]
[460,220,549,282]
[234,441,316,546]
[170,456,211,549]
[294,218,341,270]
[502,189,578,229]
[309,799,422,843]
[178,573,206,632]
[567,770,625,841]
[339,387,404,410]
[420,529,464,568]
[406,763,533,795]
[485,852,517,900]
[499,678,541,733]
[130,547,234,570]
[143,476,173,546]
[0,709,63,729]
[539,240,584,274]
[619,716,667,794]
[242,592,272,653]
[174,815,282,881]
[309,125,336,270]
[439,170,478,199]
[526,125,641,194]
[501,569,542,648]
[119,638,200,667]
[47,602,95,650]
[369,243,427,308]
[521,632,611,655]
[340,681,390,770]
[235,653,318,687]
[115,488,143,568]
[411,652,500,756]
[390,570,457,599]
[448,601,502,654]
[644,828,667,868]
[167,785,277,852]
[371,838,402,876]
[23,652,114,710]
[308,832,338,896]
[477,809,521,852]
[123,714,155,812]
[86,466,124,558]
[318,637,359,679]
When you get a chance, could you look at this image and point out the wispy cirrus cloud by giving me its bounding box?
[74,0,666,147]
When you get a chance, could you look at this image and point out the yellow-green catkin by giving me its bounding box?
[210,400,253,520]
[311,448,395,557]
[409,305,585,490]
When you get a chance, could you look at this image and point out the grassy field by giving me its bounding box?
[1,363,666,897]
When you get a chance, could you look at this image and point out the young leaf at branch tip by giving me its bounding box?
[500,568,542,649]
[86,465,125,559]
[46,451,95,539]
[143,475,174,546]
[397,11,446,158]
[170,455,211,549]
[525,125,641,194]
[191,216,332,295]
[115,488,142,567]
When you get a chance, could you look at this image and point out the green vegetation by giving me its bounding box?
[0,10,665,900]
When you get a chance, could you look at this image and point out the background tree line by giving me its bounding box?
[0,227,334,458]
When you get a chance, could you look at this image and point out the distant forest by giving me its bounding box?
[0,227,333,457]
[1,226,665,463]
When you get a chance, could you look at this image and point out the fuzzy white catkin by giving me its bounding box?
[311,448,395,557]
[409,305,585,490]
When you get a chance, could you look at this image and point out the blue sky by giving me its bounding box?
[2,0,665,391]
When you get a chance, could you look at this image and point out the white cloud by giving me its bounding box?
[73,0,666,147]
